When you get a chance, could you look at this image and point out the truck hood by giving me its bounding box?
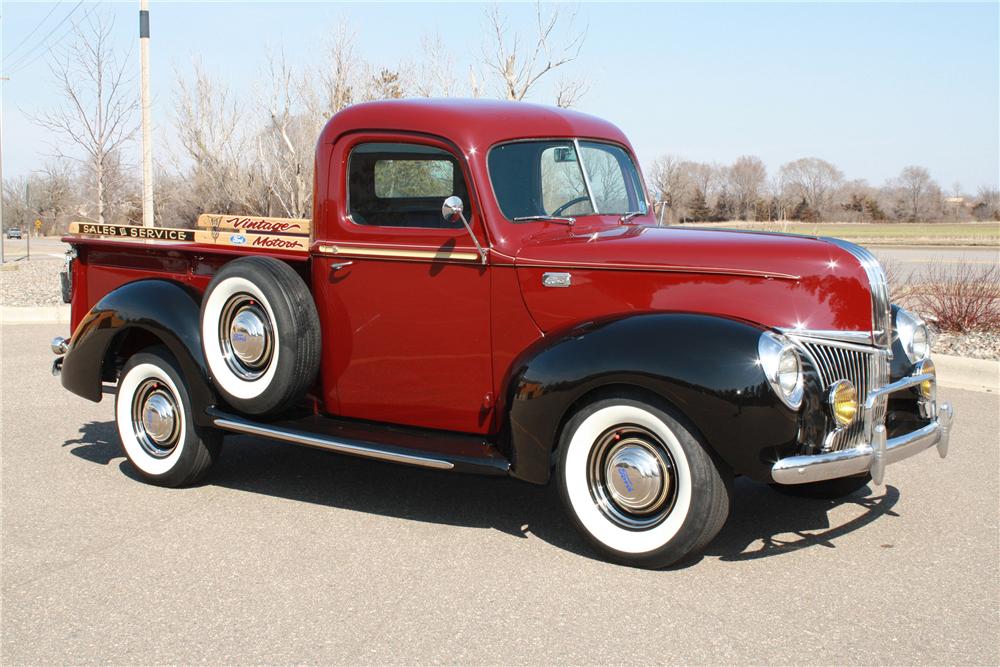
[512,224,877,335]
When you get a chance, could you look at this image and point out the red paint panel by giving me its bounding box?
[312,256,493,433]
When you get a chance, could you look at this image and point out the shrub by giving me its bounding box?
[910,262,1000,333]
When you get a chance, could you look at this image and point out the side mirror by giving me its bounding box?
[442,196,464,223]
[440,196,487,265]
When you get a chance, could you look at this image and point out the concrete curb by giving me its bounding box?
[1,305,70,324]
[934,354,999,394]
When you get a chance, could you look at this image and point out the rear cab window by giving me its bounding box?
[348,142,470,229]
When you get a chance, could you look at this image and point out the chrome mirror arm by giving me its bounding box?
[442,196,488,265]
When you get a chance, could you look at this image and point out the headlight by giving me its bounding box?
[895,307,930,364]
[828,380,859,427]
[758,332,804,410]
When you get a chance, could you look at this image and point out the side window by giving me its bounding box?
[348,142,469,228]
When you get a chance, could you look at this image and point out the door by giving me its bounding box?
[312,136,494,434]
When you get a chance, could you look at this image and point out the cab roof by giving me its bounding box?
[318,98,631,152]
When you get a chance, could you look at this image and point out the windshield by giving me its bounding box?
[488,140,648,221]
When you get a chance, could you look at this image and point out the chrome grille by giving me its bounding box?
[825,238,892,349]
[790,336,890,452]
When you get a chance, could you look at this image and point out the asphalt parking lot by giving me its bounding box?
[2,323,998,665]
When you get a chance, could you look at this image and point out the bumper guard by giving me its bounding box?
[772,370,954,485]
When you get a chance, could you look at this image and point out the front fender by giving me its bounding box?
[61,279,215,424]
[504,313,799,484]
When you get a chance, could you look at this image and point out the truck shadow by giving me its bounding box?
[64,421,900,568]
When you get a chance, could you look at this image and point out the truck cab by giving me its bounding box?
[53,99,953,568]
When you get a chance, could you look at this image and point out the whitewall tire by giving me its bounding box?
[200,257,320,416]
[115,349,221,487]
[556,393,732,568]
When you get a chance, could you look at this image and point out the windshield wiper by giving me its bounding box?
[513,215,576,226]
[619,211,643,224]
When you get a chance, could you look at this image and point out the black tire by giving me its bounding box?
[200,256,321,415]
[770,474,872,500]
[555,392,732,569]
[115,349,222,487]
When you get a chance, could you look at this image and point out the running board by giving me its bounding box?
[208,409,510,476]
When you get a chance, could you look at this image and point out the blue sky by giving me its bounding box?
[3,1,998,191]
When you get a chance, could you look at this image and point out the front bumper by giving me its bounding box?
[772,369,954,485]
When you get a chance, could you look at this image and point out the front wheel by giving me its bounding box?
[115,349,222,487]
[556,394,732,569]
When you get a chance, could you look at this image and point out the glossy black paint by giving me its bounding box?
[61,279,216,425]
[502,313,800,484]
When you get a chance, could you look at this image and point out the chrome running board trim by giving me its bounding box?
[213,415,455,471]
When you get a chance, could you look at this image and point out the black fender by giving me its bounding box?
[503,313,799,484]
[61,279,216,425]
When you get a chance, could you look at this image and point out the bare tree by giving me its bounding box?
[32,13,138,224]
[482,2,587,105]
[171,60,254,221]
[779,157,843,220]
[414,32,458,98]
[301,22,359,123]
[896,165,937,221]
[727,155,767,220]
[647,155,688,225]
[258,51,313,218]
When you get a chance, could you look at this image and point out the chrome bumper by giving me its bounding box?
[772,370,954,486]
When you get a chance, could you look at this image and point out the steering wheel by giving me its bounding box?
[552,196,591,217]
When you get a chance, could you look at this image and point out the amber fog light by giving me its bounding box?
[829,380,859,428]
[916,359,936,399]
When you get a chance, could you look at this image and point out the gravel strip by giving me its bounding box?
[1,259,64,307]
[933,330,1000,361]
[4,258,999,359]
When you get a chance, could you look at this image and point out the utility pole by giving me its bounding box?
[140,0,154,227]
[1,75,7,264]
[24,182,30,261]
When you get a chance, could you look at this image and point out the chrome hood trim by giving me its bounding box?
[823,238,892,349]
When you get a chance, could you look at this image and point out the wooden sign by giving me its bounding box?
[69,221,309,252]
[196,214,311,236]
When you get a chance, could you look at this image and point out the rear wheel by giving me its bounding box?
[115,349,221,487]
[556,394,732,569]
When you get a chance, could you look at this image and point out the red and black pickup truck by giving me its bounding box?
[52,99,953,568]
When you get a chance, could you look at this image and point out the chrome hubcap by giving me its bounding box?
[587,425,676,529]
[604,441,670,514]
[219,295,273,380]
[230,309,268,365]
[132,380,181,458]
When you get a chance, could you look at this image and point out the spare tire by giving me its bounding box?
[200,256,320,416]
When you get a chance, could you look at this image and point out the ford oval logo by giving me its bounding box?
[230,233,247,245]
[617,467,634,493]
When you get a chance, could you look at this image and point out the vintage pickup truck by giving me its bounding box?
[52,99,953,568]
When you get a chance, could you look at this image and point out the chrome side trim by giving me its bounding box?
[772,402,952,485]
[316,244,480,263]
[825,238,892,349]
[213,417,455,470]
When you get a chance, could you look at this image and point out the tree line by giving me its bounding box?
[648,155,1000,225]
[3,6,998,237]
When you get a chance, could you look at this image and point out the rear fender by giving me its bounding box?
[60,279,215,425]
[503,313,800,484]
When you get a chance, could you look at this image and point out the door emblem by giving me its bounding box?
[542,272,572,288]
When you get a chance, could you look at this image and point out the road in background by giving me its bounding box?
[2,323,997,665]
[0,236,69,263]
[872,245,1000,282]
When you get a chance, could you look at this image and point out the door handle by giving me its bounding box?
[330,261,353,271]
